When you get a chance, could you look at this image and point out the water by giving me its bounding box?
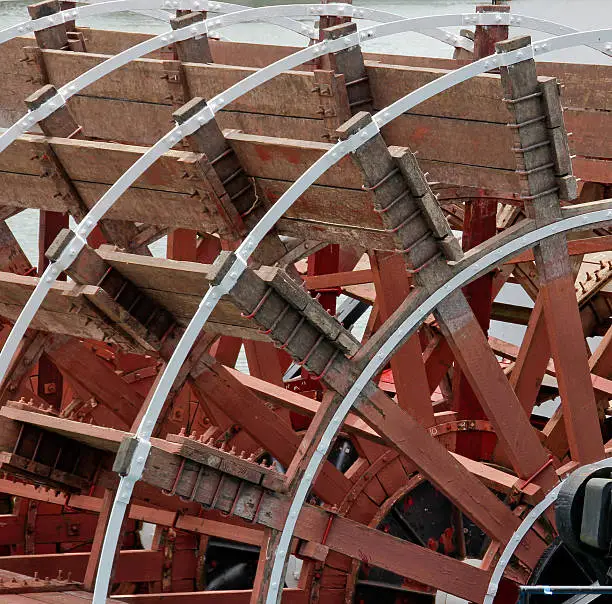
[0,0,609,376]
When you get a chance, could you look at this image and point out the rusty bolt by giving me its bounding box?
[189,430,197,440]
[178,427,186,436]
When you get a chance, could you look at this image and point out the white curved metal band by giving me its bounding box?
[0,0,319,44]
[0,0,469,51]
[3,0,612,57]
[485,456,612,603]
[92,28,611,604]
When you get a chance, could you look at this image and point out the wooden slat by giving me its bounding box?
[2,38,608,184]
[0,273,146,352]
[0,269,265,345]
[39,50,321,117]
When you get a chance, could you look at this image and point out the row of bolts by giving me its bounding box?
[176,426,275,468]
[0,569,73,585]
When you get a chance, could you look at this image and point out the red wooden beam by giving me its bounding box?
[303,269,373,290]
[452,5,510,461]
[369,252,433,426]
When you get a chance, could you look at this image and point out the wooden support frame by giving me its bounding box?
[1,11,612,603]
[497,34,604,464]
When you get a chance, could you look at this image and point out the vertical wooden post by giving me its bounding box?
[167,229,198,262]
[453,4,510,460]
[250,528,283,604]
[83,488,127,592]
[370,252,434,426]
[307,244,340,316]
[317,0,352,43]
[170,11,212,64]
[28,0,68,49]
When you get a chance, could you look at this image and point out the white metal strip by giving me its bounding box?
[0,0,318,44]
[0,9,608,599]
[485,457,612,604]
[95,28,610,604]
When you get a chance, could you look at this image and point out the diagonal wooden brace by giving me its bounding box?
[174,98,293,266]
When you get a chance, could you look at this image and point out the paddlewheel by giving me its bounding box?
[0,1,611,603]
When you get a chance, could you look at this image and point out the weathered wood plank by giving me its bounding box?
[0,270,266,345]
[0,273,145,351]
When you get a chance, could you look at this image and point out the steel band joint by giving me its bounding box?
[341,121,380,155]
[112,436,152,481]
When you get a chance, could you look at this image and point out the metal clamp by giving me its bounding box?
[362,168,400,192]
[240,288,272,319]
[374,189,411,214]
[296,335,325,367]
[502,91,543,105]
[495,44,536,67]
[521,186,560,201]
[406,251,443,275]
[512,140,551,154]
[277,316,306,350]
[387,207,422,234]
[507,115,547,129]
